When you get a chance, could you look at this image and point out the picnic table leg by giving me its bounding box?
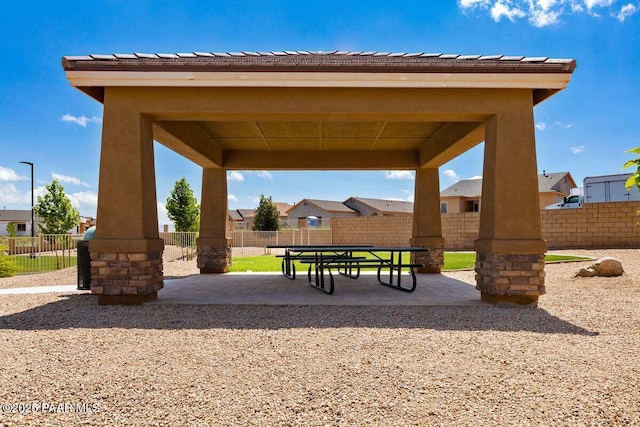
[376,251,417,292]
[281,249,296,280]
[307,252,334,295]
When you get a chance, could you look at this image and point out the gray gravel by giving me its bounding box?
[0,249,639,426]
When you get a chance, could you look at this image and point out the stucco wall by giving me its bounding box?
[331,201,640,250]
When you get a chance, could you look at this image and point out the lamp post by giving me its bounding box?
[19,161,35,258]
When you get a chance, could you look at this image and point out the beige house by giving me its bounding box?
[0,210,40,237]
[440,172,577,213]
[344,197,414,216]
[287,199,358,227]
[62,50,575,305]
[230,202,292,229]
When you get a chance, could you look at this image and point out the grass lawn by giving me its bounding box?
[9,255,78,274]
[228,252,591,272]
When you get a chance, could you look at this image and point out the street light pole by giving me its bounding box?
[19,161,35,258]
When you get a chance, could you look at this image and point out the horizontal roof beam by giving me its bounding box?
[419,122,486,168]
[153,121,223,168]
[223,150,419,170]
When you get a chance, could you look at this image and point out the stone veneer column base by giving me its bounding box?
[90,251,164,305]
[197,242,232,274]
[475,252,545,305]
[410,237,445,274]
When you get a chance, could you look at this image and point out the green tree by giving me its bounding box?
[34,180,80,235]
[252,194,280,231]
[166,177,200,232]
[623,146,640,191]
[6,222,17,237]
[623,146,640,226]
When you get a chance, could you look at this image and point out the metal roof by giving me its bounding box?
[0,210,40,222]
[346,197,414,214]
[290,199,358,213]
[440,172,575,198]
[62,50,576,74]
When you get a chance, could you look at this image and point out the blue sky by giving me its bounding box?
[1,0,638,227]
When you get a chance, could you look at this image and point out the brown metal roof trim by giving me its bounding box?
[62,51,576,74]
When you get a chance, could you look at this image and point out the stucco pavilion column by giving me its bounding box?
[197,168,231,273]
[90,103,163,305]
[411,168,445,273]
[475,96,546,305]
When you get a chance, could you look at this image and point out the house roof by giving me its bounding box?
[440,179,484,198]
[273,202,293,216]
[0,210,38,222]
[347,197,414,214]
[237,209,255,219]
[538,171,576,192]
[233,202,292,220]
[440,172,576,198]
[62,51,576,74]
[289,199,357,214]
[228,210,243,221]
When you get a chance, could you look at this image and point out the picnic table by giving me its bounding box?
[266,245,429,295]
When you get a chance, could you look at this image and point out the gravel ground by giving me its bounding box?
[0,249,638,426]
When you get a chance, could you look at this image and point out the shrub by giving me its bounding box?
[0,245,19,278]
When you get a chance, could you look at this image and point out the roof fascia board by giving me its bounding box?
[65,71,572,90]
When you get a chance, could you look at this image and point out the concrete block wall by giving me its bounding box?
[331,201,640,250]
[331,215,412,246]
[541,201,640,249]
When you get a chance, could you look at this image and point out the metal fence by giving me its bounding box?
[161,229,334,259]
[0,234,83,275]
[160,232,198,261]
[0,229,334,275]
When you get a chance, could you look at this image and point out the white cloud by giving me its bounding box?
[535,121,547,131]
[530,7,561,26]
[553,120,573,128]
[52,173,91,187]
[459,0,491,7]
[0,183,29,205]
[384,171,415,180]
[615,3,638,21]
[570,145,586,154]
[469,175,483,180]
[227,171,244,182]
[61,114,102,127]
[0,167,27,182]
[228,194,239,202]
[67,191,98,213]
[443,169,460,181]
[459,0,634,26]
[256,171,273,180]
[491,1,526,22]
[584,0,615,9]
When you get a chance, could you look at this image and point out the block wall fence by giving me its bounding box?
[330,201,640,250]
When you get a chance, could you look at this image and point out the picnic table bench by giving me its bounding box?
[266,245,429,295]
[267,245,373,280]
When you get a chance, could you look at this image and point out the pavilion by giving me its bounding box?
[62,50,576,305]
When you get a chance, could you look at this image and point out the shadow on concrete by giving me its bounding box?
[0,293,598,336]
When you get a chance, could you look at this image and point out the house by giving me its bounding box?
[286,199,358,227]
[231,202,293,229]
[537,171,578,207]
[344,197,414,216]
[440,172,577,213]
[0,209,41,237]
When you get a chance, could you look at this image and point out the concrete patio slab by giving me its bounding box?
[151,272,483,305]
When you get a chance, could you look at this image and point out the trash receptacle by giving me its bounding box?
[77,226,96,290]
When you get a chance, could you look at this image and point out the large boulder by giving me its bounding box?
[575,257,624,278]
